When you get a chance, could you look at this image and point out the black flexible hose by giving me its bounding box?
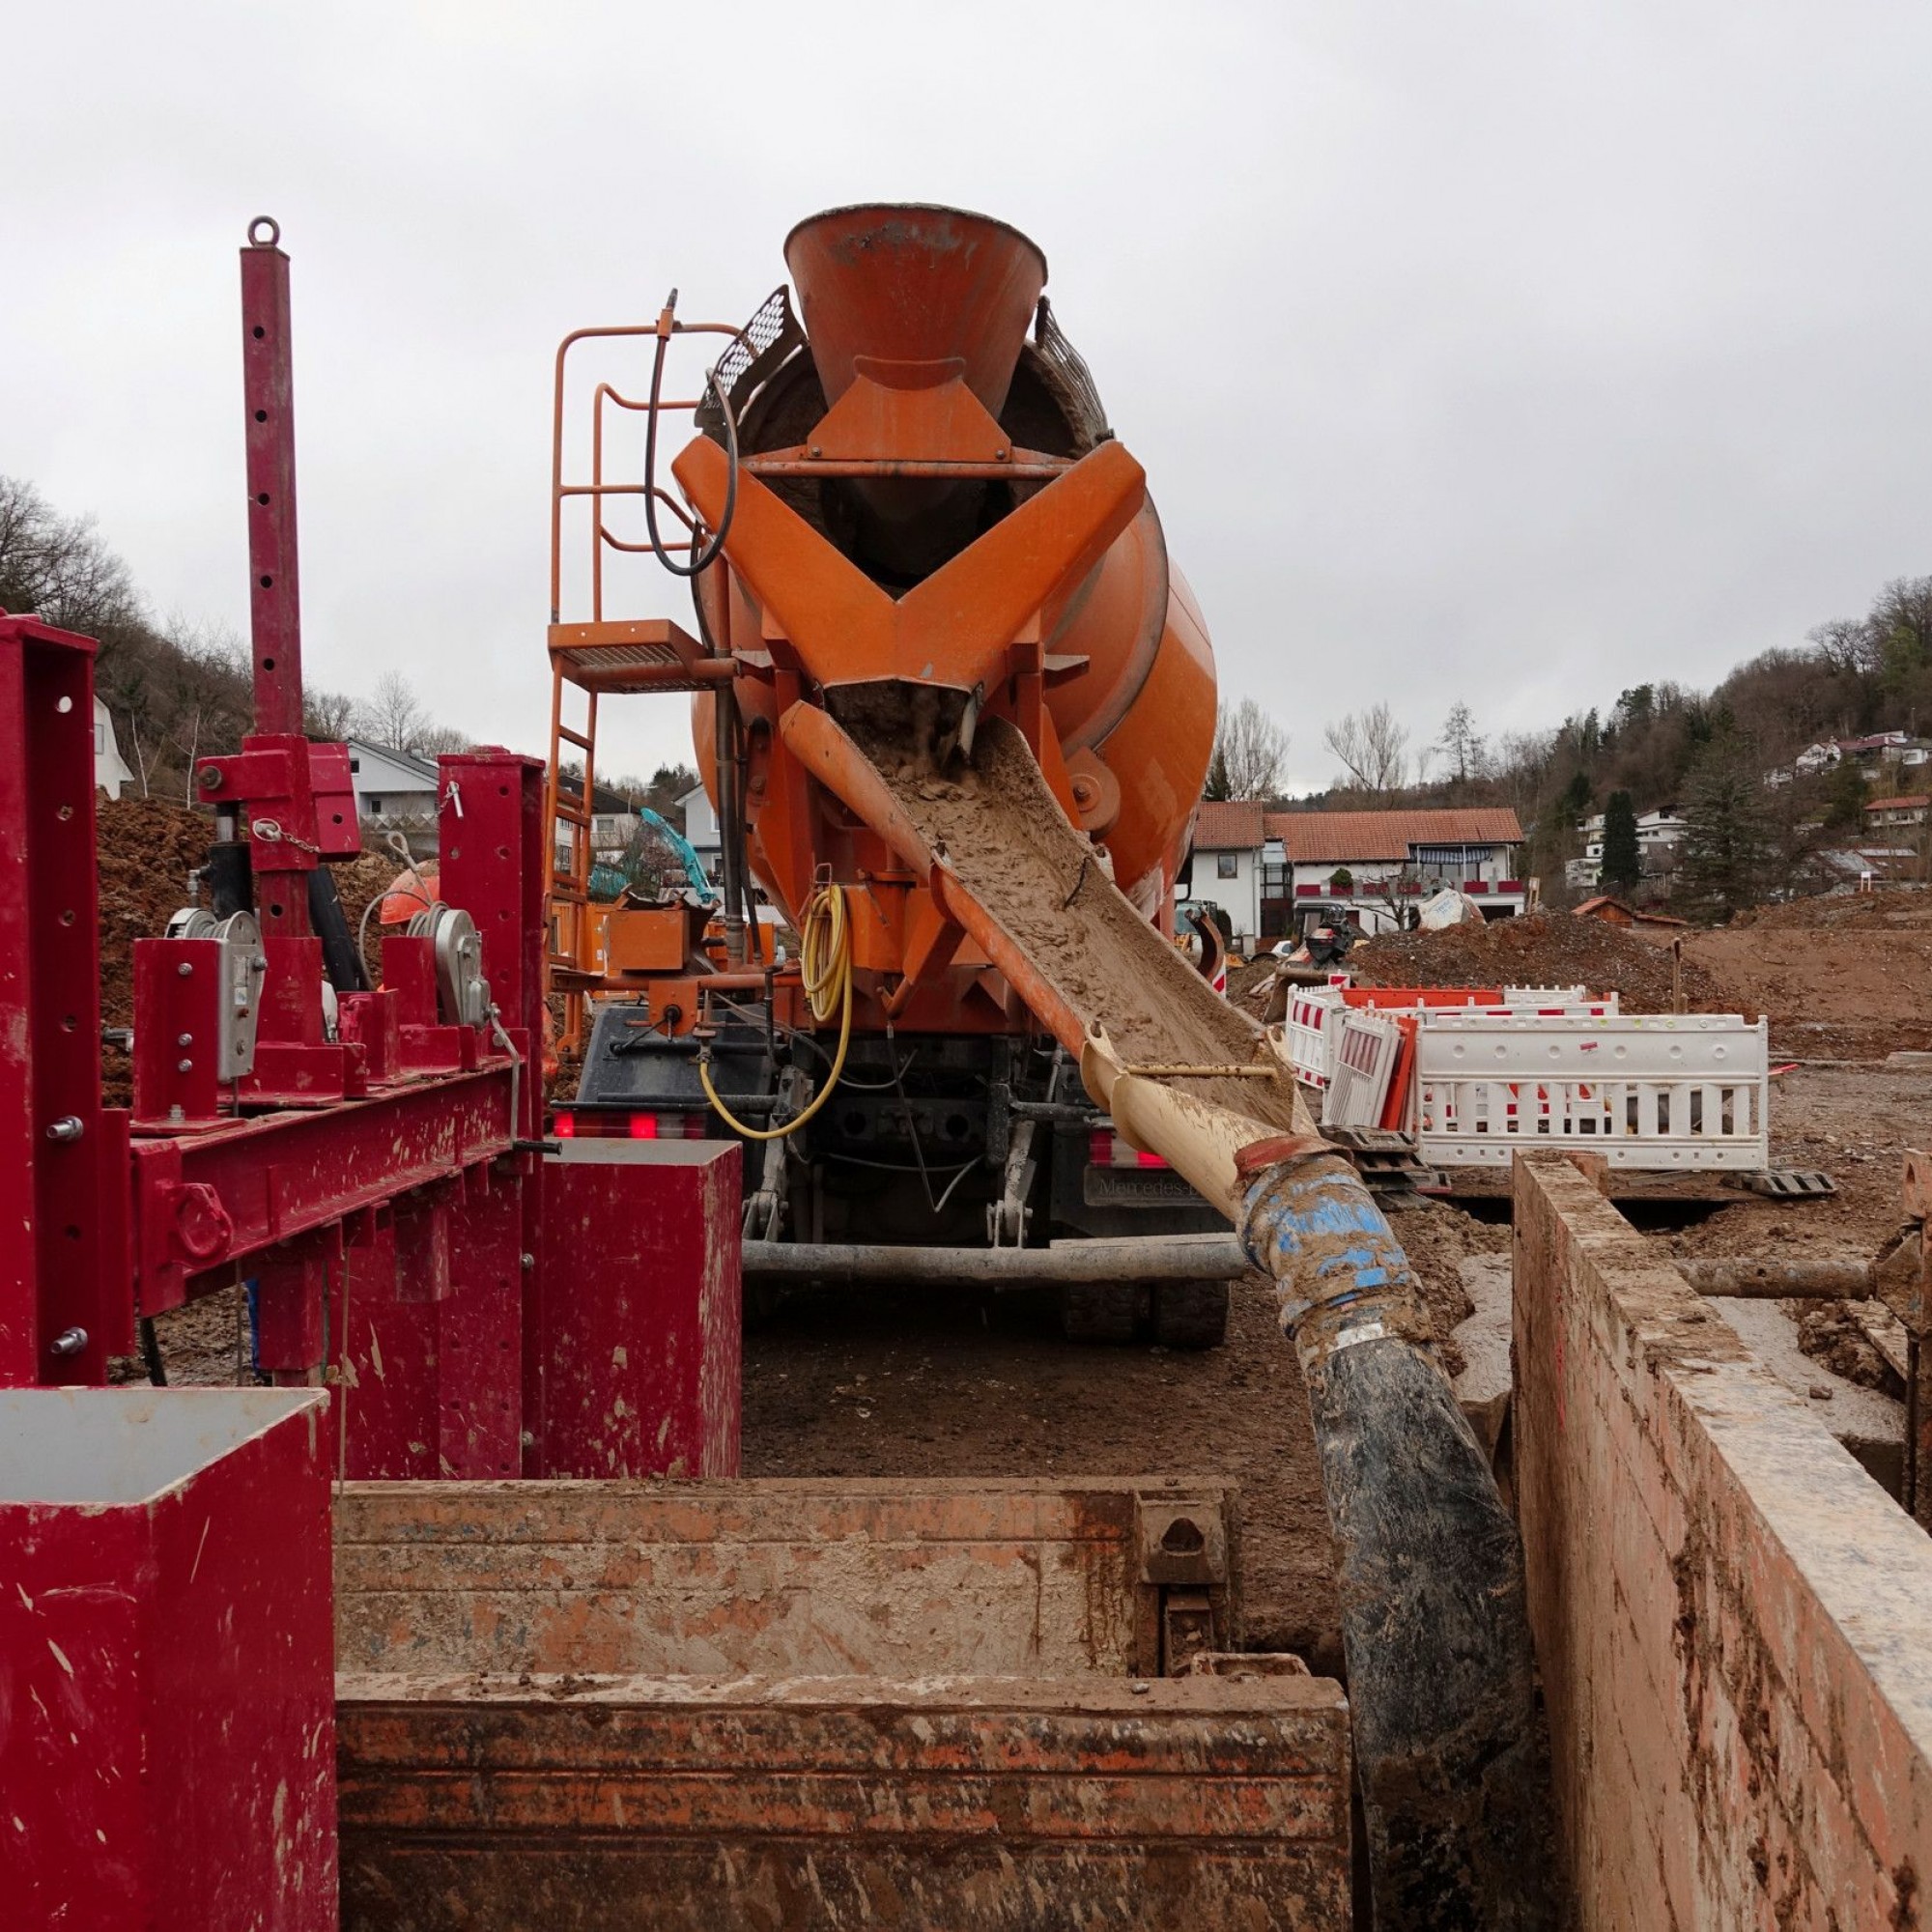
[1240,1149,1560,1930]
[139,1316,166,1387]
[641,298,740,579]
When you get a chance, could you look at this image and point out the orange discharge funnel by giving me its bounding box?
[782,204,1047,414]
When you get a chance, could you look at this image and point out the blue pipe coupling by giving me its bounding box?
[1236,1141,1422,1358]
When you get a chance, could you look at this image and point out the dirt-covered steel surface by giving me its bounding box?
[867,716,1307,1134]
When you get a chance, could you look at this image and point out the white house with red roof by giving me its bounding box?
[1263,807,1526,937]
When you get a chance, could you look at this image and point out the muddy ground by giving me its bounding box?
[737,1061,1919,1661]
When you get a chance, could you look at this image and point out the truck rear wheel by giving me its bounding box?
[1151,1278,1230,1350]
[1058,1280,1148,1344]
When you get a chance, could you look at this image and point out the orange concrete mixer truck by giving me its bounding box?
[546,203,1238,1344]
[545,208,1562,1921]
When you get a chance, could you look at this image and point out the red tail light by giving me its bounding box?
[1085,1128,1168,1170]
[554,1111,578,1139]
[627,1113,659,1140]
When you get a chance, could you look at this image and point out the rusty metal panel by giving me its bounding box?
[1,1388,336,1929]
[337,1672,1351,1931]
[335,1476,1238,1681]
[534,1143,741,1477]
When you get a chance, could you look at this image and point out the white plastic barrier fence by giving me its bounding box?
[1322,1009,1403,1128]
[1286,987,1348,1091]
[1411,1013,1769,1170]
[1286,986,1621,1094]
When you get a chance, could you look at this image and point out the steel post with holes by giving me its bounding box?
[241,215,304,739]
[0,614,128,1387]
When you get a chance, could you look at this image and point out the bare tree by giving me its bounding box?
[304,687,358,740]
[0,474,139,633]
[357,670,430,751]
[1323,703,1410,796]
[412,723,473,757]
[1210,696,1291,799]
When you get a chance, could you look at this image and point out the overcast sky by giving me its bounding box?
[7,1,1931,790]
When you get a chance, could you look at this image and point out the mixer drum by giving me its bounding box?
[689,204,1218,915]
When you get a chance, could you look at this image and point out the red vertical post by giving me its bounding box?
[437,750,547,1471]
[0,616,126,1386]
[438,748,549,1136]
[240,217,303,738]
[235,216,314,950]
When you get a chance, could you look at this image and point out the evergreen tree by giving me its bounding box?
[1558,770,1593,822]
[1203,742,1233,801]
[1823,757,1869,832]
[1678,734,1773,920]
[1600,791,1641,895]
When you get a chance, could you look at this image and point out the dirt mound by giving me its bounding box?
[1227,956,1279,1007]
[1796,1303,1903,1396]
[1739,887,1932,932]
[1349,913,1730,1014]
[98,800,213,1100]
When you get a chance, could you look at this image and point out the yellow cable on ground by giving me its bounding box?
[699,883,853,1140]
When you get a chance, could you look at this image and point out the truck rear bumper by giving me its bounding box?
[741,1232,1247,1285]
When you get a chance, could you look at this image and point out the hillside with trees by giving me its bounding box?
[12,472,1925,907]
[1266,572,1932,918]
[0,476,695,823]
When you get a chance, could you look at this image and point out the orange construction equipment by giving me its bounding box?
[549,205,1215,1030]
[545,205,1231,1341]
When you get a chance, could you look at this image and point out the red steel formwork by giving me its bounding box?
[1,1387,337,1930]
[0,227,741,1484]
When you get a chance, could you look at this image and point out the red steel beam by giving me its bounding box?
[130,1069,519,1314]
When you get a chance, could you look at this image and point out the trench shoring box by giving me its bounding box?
[335,1475,1351,1929]
[0,1388,336,1931]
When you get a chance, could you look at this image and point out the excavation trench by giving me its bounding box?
[838,695,1560,1930]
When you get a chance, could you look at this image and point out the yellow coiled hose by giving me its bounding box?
[698,883,853,1140]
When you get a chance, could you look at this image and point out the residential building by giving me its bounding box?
[1184,800,1266,944]
[93,696,132,797]
[1864,795,1929,833]
[1260,807,1526,935]
[347,740,440,848]
[588,783,639,861]
[1771,733,1932,787]
[1568,807,1688,893]
[677,781,723,880]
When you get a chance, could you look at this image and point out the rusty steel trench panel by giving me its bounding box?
[335,1477,1350,1927]
[337,1673,1351,1930]
[335,1476,1240,1681]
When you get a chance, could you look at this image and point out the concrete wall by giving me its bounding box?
[1514,1154,1932,1927]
